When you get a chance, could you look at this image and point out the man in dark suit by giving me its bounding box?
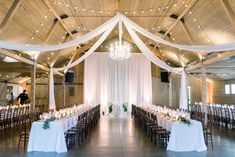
[17,90,29,105]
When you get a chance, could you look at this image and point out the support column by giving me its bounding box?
[201,65,207,125]
[30,60,36,111]
[62,76,66,108]
[169,74,173,107]
[0,0,21,34]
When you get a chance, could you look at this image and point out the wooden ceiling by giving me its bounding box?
[0,0,235,82]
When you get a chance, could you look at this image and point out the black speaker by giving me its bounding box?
[160,72,169,83]
[65,70,75,84]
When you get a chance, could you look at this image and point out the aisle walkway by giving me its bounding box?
[70,116,166,157]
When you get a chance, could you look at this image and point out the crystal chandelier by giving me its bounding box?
[109,41,131,60]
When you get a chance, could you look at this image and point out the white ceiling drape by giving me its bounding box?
[1,13,235,53]
[0,13,215,110]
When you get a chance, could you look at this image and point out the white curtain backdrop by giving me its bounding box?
[84,53,152,115]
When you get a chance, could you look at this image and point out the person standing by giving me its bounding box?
[17,90,29,105]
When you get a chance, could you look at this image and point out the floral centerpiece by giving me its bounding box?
[178,116,192,126]
[40,112,56,129]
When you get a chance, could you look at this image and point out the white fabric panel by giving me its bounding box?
[0,15,119,52]
[84,53,152,115]
[49,68,56,110]
[54,18,118,72]
[122,18,183,72]
[179,71,188,110]
[121,14,235,52]
[1,13,235,54]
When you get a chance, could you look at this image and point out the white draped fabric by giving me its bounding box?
[84,53,152,115]
[179,71,188,110]
[49,68,56,110]
[1,14,235,53]
[22,13,190,110]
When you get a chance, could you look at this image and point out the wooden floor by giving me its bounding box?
[0,116,235,157]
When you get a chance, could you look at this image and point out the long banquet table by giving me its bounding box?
[157,113,207,152]
[141,105,207,152]
[27,115,78,153]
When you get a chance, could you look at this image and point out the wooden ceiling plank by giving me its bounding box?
[167,36,185,67]
[179,20,202,60]
[162,0,198,39]
[50,35,70,67]
[44,20,59,44]
[0,0,22,34]
[152,0,198,50]
[43,0,85,66]
[220,0,235,28]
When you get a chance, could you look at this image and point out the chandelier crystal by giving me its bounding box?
[109,42,131,60]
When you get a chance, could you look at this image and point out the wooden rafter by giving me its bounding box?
[0,0,22,34]
[0,49,63,76]
[162,0,198,39]
[43,0,84,67]
[50,35,70,67]
[179,20,202,61]
[152,0,198,49]
[186,51,235,71]
[220,0,235,28]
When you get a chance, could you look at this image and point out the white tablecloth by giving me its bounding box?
[167,120,207,152]
[27,115,78,153]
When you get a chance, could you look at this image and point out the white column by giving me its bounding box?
[201,65,207,125]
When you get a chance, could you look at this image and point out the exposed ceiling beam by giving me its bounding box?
[0,0,21,34]
[207,62,235,68]
[43,0,74,38]
[186,51,235,71]
[0,49,63,76]
[179,19,202,60]
[167,36,185,67]
[220,0,235,28]
[43,0,85,67]
[162,0,198,39]
[50,35,70,67]
[0,67,45,73]
[151,0,198,59]
[44,19,59,44]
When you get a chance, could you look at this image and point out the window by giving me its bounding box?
[225,84,230,94]
[231,84,235,94]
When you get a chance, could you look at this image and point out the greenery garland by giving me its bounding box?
[178,116,192,126]
[122,103,128,112]
[108,104,113,113]
[43,117,56,129]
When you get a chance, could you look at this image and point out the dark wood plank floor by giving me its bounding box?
[0,116,235,157]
